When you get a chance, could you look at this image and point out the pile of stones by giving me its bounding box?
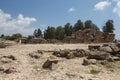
[52,49,90,59]
[82,43,120,66]
[36,43,120,70]
[0,55,17,74]
[29,50,43,59]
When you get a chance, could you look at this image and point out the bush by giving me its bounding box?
[5,33,22,40]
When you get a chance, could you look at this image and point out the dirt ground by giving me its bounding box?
[0,44,120,80]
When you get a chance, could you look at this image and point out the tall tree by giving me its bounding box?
[103,20,115,33]
[33,29,42,37]
[55,26,64,40]
[64,23,73,36]
[73,20,84,32]
[84,20,92,29]
[37,28,42,37]
[1,34,4,38]
[33,29,38,37]
[44,26,56,39]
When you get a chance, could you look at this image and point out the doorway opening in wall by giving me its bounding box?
[91,34,95,42]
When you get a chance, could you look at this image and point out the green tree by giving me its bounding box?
[37,28,42,37]
[73,20,84,32]
[64,23,73,36]
[84,20,92,29]
[1,34,4,38]
[44,26,56,39]
[55,26,64,40]
[33,28,42,37]
[10,33,22,40]
[103,20,115,33]
[33,29,38,37]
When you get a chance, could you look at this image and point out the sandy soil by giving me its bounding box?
[0,44,120,80]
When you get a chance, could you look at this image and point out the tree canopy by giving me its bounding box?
[103,20,115,33]
[33,28,42,37]
[64,23,73,37]
[44,26,56,39]
[55,26,64,40]
[3,19,115,41]
[84,20,92,29]
[73,20,84,32]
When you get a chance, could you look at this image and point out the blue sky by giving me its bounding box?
[0,0,120,39]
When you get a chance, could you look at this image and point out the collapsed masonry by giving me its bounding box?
[63,29,115,43]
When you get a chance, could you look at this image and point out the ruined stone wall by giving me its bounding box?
[63,29,115,43]
[83,34,91,43]
[104,33,115,42]
[94,31,104,43]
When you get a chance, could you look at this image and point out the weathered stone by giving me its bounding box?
[37,50,43,54]
[109,44,120,53]
[116,43,120,48]
[107,57,114,62]
[102,44,109,47]
[73,49,90,57]
[42,56,58,70]
[0,57,13,63]
[0,67,16,74]
[6,55,16,60]
[29,52,41,59]
[52,51,61,57]
[42,59,52,70]
[66,52,75,59]
[59,49,70,57]
[0,55,16,63]
[88,45,101,51]
[100,46,113,53]
[112,56,120,61]
[48,56,59,63]
[53,49,90,58]
[53,49,70,57]
[99,60,108,65]
[107,56,120,62]
[82,58,96,66]
[115,53,120,57]
[87,51,110,60]
[0,67,4,71]
[4,67,16,74]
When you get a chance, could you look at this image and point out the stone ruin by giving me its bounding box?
[63,29,115,43]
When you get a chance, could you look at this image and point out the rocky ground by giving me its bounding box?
[0,43,120,80]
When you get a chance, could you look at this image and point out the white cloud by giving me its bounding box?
[68,7,76,12]
[94,1,111,11]
[0,9,36,36]
[113,1,120,17]
[0,9,11,23]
